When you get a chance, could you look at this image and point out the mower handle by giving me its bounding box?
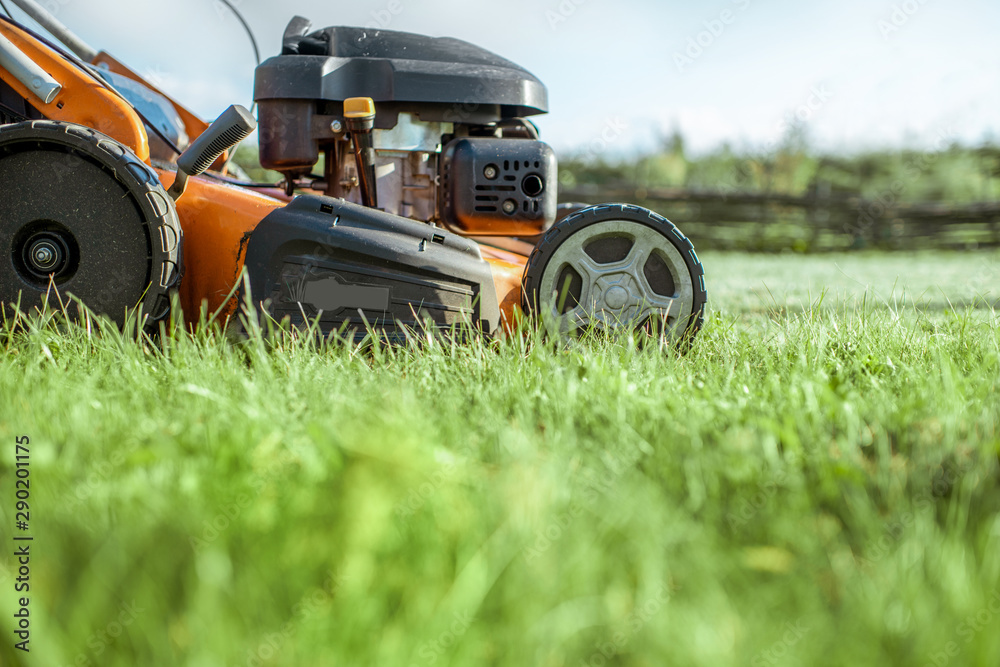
[169,104,256,201]
[8,0,98,62]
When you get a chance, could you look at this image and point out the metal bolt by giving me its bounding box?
[502,199,517,214]
[484,164,498,180]
[331,120,344,133]
[33,246,54,266]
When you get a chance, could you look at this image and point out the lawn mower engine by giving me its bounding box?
[255,19,556,236]
[248,18,705,341]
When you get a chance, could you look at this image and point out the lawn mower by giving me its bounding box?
[0,0,706,342]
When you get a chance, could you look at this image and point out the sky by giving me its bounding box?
[4,0,998,157]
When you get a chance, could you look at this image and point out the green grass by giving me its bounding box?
[1,251,999,667]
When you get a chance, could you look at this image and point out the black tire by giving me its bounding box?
[515,202,593,245]
[554,202,592,224]
[0,120,182,331]
[523,203,706,341]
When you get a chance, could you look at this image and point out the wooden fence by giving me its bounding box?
[560,186,1000,252]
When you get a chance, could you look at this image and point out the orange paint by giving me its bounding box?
[484,256,527,332]
[155,169,283,319]
[0,20,149,162]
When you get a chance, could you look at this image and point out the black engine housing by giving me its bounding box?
[242,195,501,341]
[254,20,549,177]
[441,137,557,235]
[259,24,548,118]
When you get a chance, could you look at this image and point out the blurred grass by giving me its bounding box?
[561,129,1000,205]
[0,251,999,667]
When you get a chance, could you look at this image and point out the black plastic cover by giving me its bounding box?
[254,23,548,122]
[441,137,558,236]
[0,79,43,125]
[242,195,501,340]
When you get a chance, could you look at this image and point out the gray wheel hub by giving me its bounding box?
[538,219,695,333]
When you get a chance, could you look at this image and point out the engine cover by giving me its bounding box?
[255,24,548,120]
[254,19,550,176]
[440,137,557,236]
[241,195,501,341]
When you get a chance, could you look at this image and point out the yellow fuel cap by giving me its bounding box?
[344,97,376,119]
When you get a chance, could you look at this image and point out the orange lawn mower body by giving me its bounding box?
[0,3,705,341]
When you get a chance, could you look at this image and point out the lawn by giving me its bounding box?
[1,250,999,667]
